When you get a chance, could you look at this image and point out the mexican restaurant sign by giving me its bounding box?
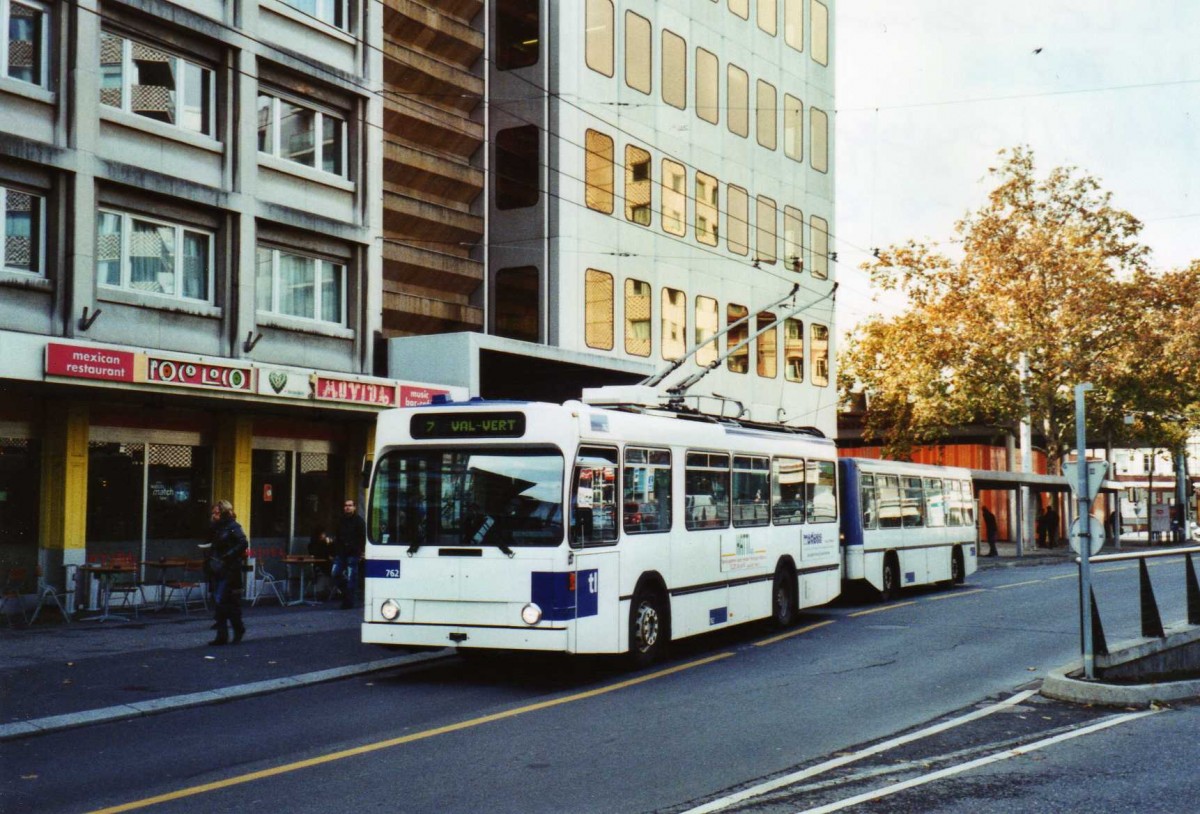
[46,344,137,382]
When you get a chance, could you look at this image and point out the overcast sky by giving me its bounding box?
[833,0,1200,334]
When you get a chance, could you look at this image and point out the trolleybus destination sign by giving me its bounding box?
[410,412,526,439]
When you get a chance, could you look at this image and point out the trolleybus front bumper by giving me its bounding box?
[362,621,571,652]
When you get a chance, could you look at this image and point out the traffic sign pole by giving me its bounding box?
[1075,383,1095,680]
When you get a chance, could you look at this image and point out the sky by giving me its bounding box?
[833,0,1200,335]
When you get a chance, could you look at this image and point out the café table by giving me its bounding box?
[79,562,139,622]
[141,558,190,610]
[280,555,327,606]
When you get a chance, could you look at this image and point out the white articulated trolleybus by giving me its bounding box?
[361,396,843,663]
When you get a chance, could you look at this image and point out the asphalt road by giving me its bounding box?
[3,557,1197,814]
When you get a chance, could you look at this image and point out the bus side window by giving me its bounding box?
[860,473,875,529]
[878,475,902,528]
[771,456,805,525]
[624,447,672,534]
[685,451,730,530]
[902,476,925,528]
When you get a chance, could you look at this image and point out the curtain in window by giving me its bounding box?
[279,252,315,318]
[320,261,342,323]
[279,101,316,167]
[182,231,208,300]
[130,219,174,293]
[96,212,123,286]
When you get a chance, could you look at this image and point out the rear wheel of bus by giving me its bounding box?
[772,560,797,628]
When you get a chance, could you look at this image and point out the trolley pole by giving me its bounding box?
[1075,383,1095,680]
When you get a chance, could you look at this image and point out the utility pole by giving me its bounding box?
[1075,383,1096,680]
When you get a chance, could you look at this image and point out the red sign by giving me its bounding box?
[400,385,451,406]
[146,357,253,391]
[313,376,398,406]
[46,343,136,382]
[263,483,273,502]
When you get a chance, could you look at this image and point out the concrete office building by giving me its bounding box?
[0,0,462,592]
[390,0,837,433]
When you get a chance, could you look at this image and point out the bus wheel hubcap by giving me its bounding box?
[636,603,659,650]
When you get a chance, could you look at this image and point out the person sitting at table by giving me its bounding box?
[204,500,248,645]
[307,526,334,599]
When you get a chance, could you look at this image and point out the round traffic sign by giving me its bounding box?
[1069,515,1106,556]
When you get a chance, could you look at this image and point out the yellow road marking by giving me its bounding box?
[926,588,986,601]
[754,619,836,646]
[89,652,734,814]
[849,601,917,618]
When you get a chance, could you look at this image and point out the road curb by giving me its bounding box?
[0,650,450,742]
[1041,661,1200,708]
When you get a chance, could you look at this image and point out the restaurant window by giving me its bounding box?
[811,322,830,386]
[255,245,345,325]
[0,437,40,573]
[661,158,686,237]
[756,195,777,264]
[661,29,686,110]
[733,455,770,528]
[784,318,803,381]
[784,0,804,52]
[624,11,651,94]
[728,0,748,20]
[783,206,803,273]
[296,451,345,544]
[757,0,777,36]
[100,31,215,137]
[661,287,686,361]
[685,451,730,530]
[695,171,719,246]
[251,449,292,559]
[772,457,804,525]
[727,303,749,373]
[756,311,777,378]
[585,268,614,350]
[695,47,719,124]
[695,295,719,366]
[625,144,651,226]
[2,186,44,276]
[495,125,539,209]
[98,209,213,303]
[585,129,614,214]
[625,278,651,356]
[279,0,347,30]
[811,106,829,173]
[257,91,346,177]
[784,94,803,161]
[727,184,749,255]
[811,214,829,279]
[806,459,837,523]
[585,0,614,77]
[623,447,672,534]
[756,80,777,151]
[811,0,829,66]
[727,63,748,138]
[496,0,539,70]
[4,0,48,86]
[495,266,540,342]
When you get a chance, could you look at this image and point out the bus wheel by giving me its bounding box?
[880,555,900,601]
[951,547,965,584]
[629,588,667,667]
[772,565,797,628]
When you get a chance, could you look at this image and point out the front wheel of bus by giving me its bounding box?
[629,588,667,667]
[772,565,797,628]
[951,547,965,584]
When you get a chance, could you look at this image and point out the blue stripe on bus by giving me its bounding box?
[531,570,599,621]
[365,560,401,579]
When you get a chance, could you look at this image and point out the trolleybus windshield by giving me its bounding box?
[369,448,565,551]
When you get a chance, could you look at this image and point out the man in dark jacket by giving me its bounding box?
[205,500,248,645]
[333,498,366,609]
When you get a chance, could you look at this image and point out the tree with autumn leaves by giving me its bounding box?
[839,147,1200,471]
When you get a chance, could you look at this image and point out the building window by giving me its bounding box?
[584,129,614,214]
[696,47,719,125]
[257,91,346,177]
[661,29,686,110]
[811,0,829,66]
[661,158,686,237]
[727,184,749,255]
[758,0,777,36]
[495,125,539,209]
[0,437,41,572]
[585,269,614,350]
[494,266,539,341]
[784,94,803,161]
[695,295,719,366]
[727,303,749,373]
[3,0,47,86]
[811,106,829,173]
[728,0,749,20]
[100,32,215,136]
[2,186,43,276]
[496,0,538,70]
[727,63,748,138]
[756,312,777,378]
[811,214,829,279]
[661,287,687,361]
[811,323,830,386]
[756,195,777,264]
[97,209,213,302]
[695,171,719,246]
[625,278,651,357]
[625,11,651,94]
[255,245,345,324]
[784,317,803,381]
[784,0,804,52]
[585,0,614,77]
[756,80,777,150]
[783,206,803,272]
[280,0,347,30]
[625,145,652,226]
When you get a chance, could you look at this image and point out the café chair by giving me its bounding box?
[29,564,74,625]
[1,567,30,626]
[108,568,149,618]
[251,560,288,606]
[162,560,208,615]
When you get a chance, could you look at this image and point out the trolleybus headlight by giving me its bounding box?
[380,600,401,621]
[520,603,542,626]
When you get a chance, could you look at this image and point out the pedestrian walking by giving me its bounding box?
[203,500,248,645]
[1043,504,1059,548]
[982,505,999,557]
[332,498,366,609]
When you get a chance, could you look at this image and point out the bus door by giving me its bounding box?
[568,447,621,653]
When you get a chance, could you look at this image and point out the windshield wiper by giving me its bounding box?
[469,516,514,557]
